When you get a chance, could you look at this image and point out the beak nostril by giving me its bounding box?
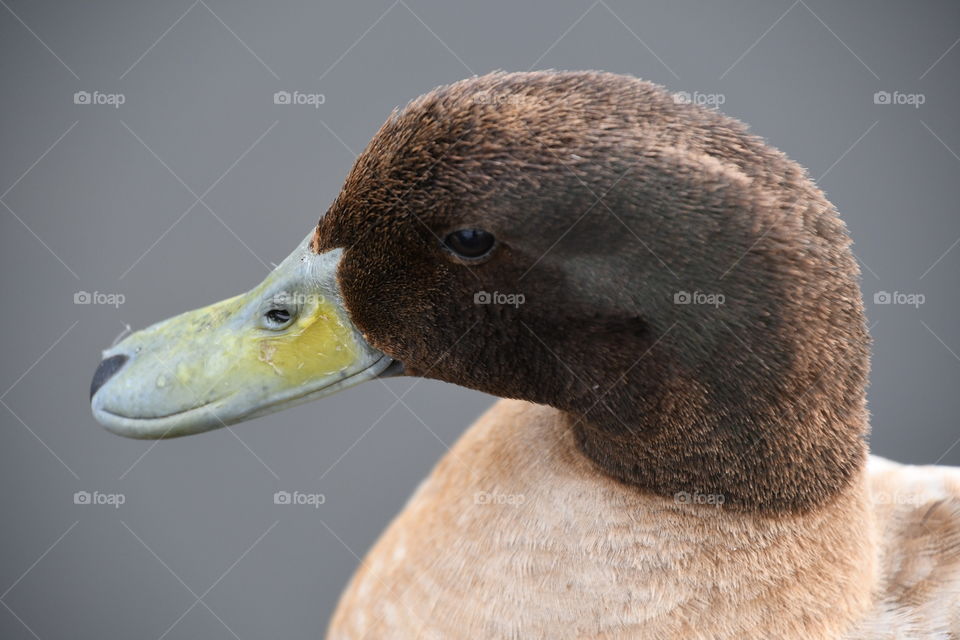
[90,354,129,400]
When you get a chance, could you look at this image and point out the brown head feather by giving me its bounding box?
[312,70,870,513]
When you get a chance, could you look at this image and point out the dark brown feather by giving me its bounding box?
[313,70,870,513]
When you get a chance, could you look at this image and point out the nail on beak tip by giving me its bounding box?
[90,354,129,400]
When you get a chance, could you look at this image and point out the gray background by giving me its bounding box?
[1,1,958,637]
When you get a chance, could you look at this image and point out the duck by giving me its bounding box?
[89,70,960,639]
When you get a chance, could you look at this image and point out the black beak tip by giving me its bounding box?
[90,354,129,400]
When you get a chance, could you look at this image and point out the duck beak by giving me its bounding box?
[89,233,392,439]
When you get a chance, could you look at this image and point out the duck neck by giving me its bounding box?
[571,409,869,514]
[559,326,871,514]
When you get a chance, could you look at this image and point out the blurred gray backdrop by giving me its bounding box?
[1,1,958,637]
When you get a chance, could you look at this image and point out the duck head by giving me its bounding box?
[91,71,870,512]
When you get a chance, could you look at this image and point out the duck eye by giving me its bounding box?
[443,229,496,260]
[264,307,293,329]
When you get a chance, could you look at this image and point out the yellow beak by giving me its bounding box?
[90,233,392,438]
